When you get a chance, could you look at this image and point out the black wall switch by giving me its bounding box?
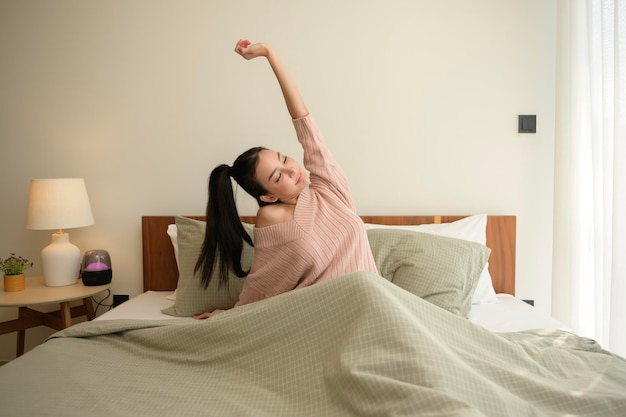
[519,115,537,133]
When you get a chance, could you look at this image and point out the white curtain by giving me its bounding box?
[554,0,626,358]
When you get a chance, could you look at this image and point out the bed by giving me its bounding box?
[0,214,625,416]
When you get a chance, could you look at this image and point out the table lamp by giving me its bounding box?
[25,178,95,286]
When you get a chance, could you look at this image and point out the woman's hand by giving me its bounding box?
[234,38,308,119]
[234,39,271,60]
[193,309,225,320]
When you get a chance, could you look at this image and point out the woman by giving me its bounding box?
[194,39,377,319]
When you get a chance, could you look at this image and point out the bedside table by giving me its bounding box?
[0,276,110,357]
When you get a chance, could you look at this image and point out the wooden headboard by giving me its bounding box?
[142,215,516,295]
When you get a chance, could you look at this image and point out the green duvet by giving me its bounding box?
[1,272,625,416]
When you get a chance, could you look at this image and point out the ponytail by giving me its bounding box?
[195,164,254,289]
[195,146,270,289]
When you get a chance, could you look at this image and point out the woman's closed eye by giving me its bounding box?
[276,155,288,182]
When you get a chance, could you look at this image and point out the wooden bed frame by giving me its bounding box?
[142,215,516,295]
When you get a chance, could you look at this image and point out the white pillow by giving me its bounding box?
[365,214,498,304]
[167,223,179,267]
[166,224,179,301]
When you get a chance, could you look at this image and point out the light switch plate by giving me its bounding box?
[518,115,536,133]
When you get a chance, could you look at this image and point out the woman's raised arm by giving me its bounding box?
[234,39,308,119]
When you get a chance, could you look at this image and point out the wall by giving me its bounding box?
[0,0,556,360]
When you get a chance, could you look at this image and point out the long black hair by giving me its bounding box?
[194,146,272,288]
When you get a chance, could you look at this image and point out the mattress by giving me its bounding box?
[468,294,572,333]
[94,290,180,321]
[96,290,571,334]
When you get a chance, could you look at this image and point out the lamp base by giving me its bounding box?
[41,232,81,286]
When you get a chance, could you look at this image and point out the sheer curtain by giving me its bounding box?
[554,0,626,358]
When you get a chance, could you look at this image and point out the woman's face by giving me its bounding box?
[255,149,309,204]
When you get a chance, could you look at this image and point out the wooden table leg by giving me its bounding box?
[16,307,26,357]
[59,302,72,328]
[82,297,95,320]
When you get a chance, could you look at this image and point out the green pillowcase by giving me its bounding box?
[367,229,490,317]
[161,216,254,317]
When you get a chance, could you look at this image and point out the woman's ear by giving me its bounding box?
[259,194,278,203]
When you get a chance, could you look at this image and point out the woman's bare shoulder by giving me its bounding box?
[255,204,296,228]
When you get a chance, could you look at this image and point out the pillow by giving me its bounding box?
[365,214,498,304]
[165,224,179,300]
[167,223,179,271]
[367,228,490,317]
[161,216,254,317]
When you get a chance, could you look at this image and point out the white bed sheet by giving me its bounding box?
[95,291,183,321]
[95,291,572,334]
[469,294,572,333]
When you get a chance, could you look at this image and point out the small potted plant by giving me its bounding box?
[1,253,33,292]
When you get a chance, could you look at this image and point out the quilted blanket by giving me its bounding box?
[1,271,625,416]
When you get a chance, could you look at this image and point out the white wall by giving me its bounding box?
[0,0,556,360]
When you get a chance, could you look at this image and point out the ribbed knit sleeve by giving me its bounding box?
[292,115,354,210]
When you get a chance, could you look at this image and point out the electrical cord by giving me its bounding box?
[91,289,113,315]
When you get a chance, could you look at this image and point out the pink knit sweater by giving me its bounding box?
[236,115,378,306]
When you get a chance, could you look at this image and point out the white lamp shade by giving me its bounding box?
[25,178,94,230]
